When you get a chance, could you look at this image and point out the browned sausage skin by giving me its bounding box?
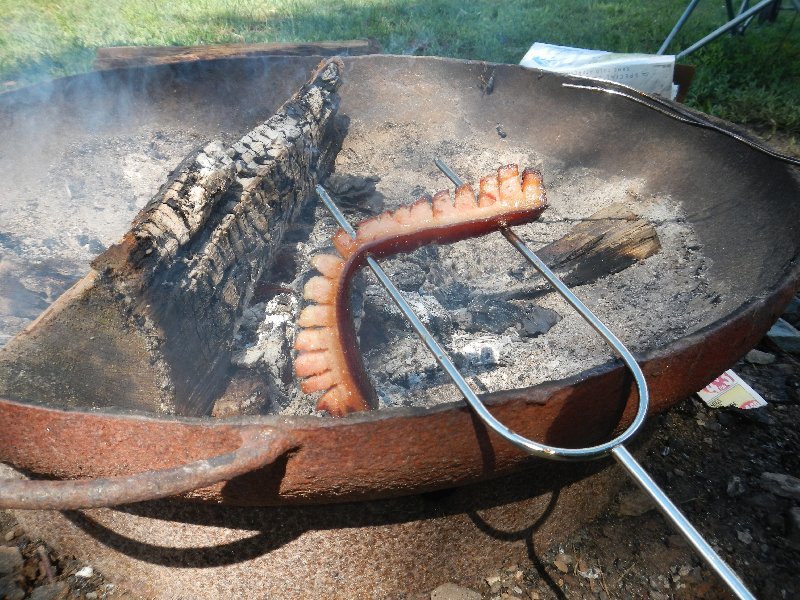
[295,165,547,417]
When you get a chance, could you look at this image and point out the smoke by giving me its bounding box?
[0,55,322,345]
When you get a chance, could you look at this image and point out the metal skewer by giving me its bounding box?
[315,160,755,600]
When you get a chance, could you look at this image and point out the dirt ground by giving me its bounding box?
[1,296,798,600]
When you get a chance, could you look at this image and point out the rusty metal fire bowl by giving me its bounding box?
[0,55,798,598]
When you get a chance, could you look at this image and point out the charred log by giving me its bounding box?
[0,58,345,417]
[537,203,662,287]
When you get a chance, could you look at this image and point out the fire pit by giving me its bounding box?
[0,54,798,597]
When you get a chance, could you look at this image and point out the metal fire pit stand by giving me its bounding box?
[316,159,755,600]
[657,0,797,59]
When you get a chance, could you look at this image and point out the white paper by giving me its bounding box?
[520,42,677,99]
[696,369,768,410]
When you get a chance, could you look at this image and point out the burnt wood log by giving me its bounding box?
[0,58,345,417]
[94,40,380,70]
[472,203,661,305]
[537,203,662,287]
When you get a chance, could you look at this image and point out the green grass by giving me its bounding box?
[1,0,799,135]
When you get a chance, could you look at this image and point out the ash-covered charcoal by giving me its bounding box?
[324,173,382,210]
[380,257,430,292]
[517,306,562,337]
[364,286,455,342]
[455,334,512,369]
[0,58,345,416]
[226,292,299,414]
[454,302,561,336]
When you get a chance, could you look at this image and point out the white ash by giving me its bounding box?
[232,293,299,369]
[237,120,721,415]
[456,334,513,368]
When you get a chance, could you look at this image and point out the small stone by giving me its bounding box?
[618,489,655,516]
[737,529,753,544]
[86,593,98,600]
[484,574,502,594]
[786,506,800,543]
[760,472,800,501]
[0,574,25,600]
[75,565,94,578]
[745,349,776,365]
[430,582,482,600]
[3,528,18,542]
[727,475,746,497]
[553,557,569,573]
[767,318,800,354]
[28,582,69,600]
[0,546,23,575]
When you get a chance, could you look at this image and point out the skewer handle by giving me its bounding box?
[433,160,756,600]
[612,445,755,600]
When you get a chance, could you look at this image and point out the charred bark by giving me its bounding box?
[537,203,662,287]
[470,204,662,306]
[0,58,345,417]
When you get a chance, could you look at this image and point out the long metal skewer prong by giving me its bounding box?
[316,184,547,456]
[434,159,756,600]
